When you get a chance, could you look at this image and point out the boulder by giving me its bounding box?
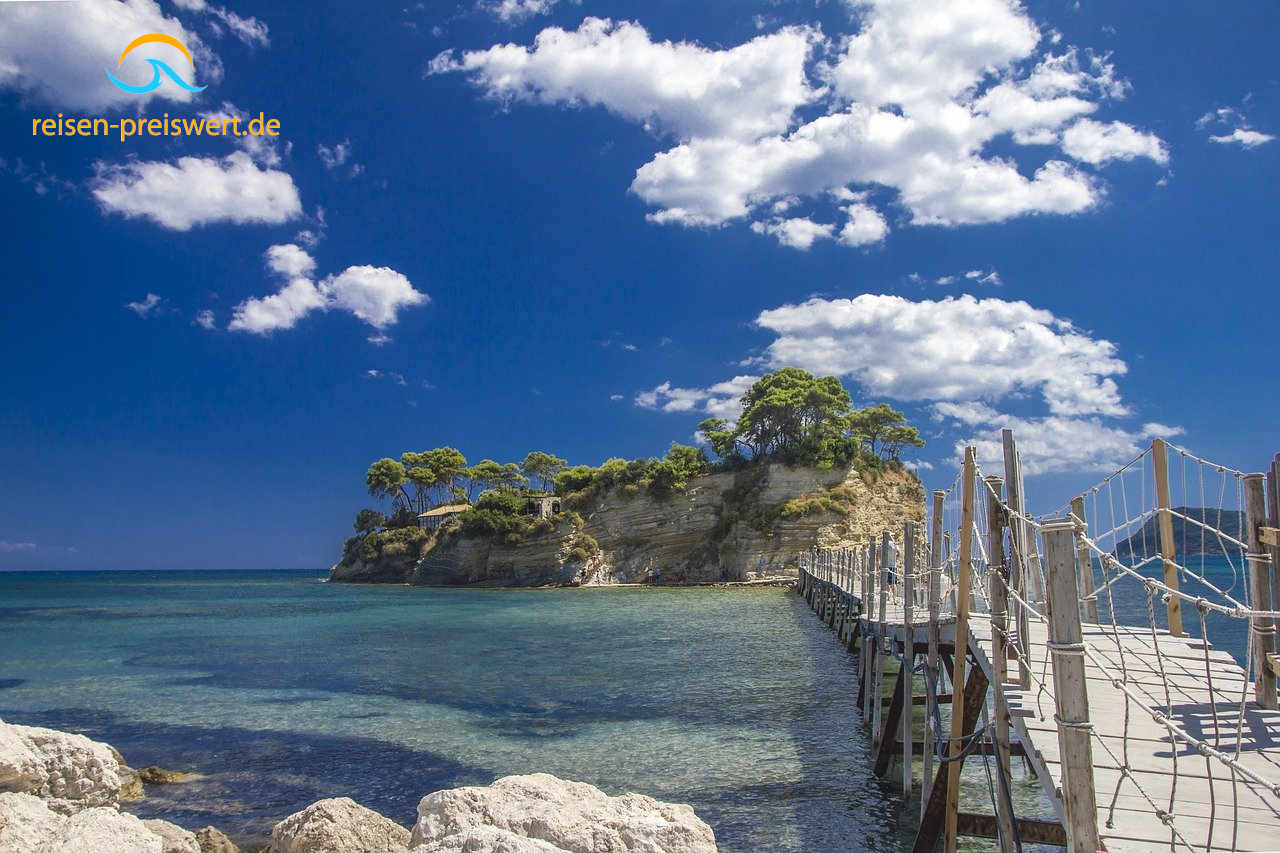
[410,774,716,853]
[137,766,202,785]
[269,797,410,853]
[42,805,162,852]
[0,718,122,813]
[144,818,202,853]
[410,825,568,852]
[195,825,242,853]
[107,745,145,802]
[0,791,62,851]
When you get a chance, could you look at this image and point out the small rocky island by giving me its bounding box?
[331,370,927,587]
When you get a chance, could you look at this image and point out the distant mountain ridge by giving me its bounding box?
[1113,507,1245,558]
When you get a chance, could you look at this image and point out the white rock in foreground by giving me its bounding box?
[42,804,162,852]
[0,718,122,813]
[411,825,567,852]
[269,796,411,853]
[0,791,63,851]
[144,817,202,853]
[410,774,716,853]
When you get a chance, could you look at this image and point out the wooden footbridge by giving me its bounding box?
[796,432,1280,852]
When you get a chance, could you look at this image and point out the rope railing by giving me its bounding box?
[922,436,1280,851]
[794,434,1279,852]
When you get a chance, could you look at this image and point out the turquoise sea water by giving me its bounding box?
[0,571,936,851]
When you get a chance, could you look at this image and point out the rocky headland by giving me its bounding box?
[0,718,717,853]
[330,462,925,587]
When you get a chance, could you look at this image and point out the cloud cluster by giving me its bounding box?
[753,294,1127,416]
[229,244,428,335]
[482,0,570,24]
[92,152,302,231]
[199,102,287,166]
[932,401,1180,474]
[1197,106,1274,149]
[431,18,821,143]
[171,0,269,48]
[637,293,1167,474]
[0,0,217,110]
[437,2,1168,247]
[635,375,760,420]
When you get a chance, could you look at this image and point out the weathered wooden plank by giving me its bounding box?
[1245,473,1278,709]
[944,447,978,853]
[874,664,907,777]
[923,495,943,822]
[954,812,1066,846]
[903,520,916,796]
[1042,519,1101,853]
[1151,437,1184,637]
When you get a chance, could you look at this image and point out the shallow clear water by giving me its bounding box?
[0,571,946,850]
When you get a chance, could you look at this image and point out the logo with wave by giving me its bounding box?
[106,33,206,94]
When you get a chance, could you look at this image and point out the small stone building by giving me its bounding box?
[532,495,562,519]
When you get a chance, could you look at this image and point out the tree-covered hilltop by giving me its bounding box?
[342,368,925,566]
[1114,507,1246,558]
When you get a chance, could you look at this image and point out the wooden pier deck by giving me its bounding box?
[794,434,1280,852]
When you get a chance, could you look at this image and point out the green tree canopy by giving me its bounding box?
[520,451,566,492]
[353,508,386,536]
[467,459,527,499]
[401,447,468,509]
[366,458,410,507]
[848,403,924,459]
[697,369,924,468]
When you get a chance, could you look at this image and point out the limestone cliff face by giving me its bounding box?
[330,463,924,586]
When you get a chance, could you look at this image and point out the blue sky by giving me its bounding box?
[0,0,1276,570]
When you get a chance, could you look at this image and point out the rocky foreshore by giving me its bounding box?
[0,718,718,852]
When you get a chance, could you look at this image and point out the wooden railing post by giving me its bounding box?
[1042,518,1100,853]
[873,532,889,748]
[984,476,1017,852]
[863,542,876,724]
[1151,438,1184,636]
[1270,455,1280,648]
[1244,473,1278,709]
[1070,496,1100,624]
[922,497,942,819]
[944,448,977,853]
[1003,428,1044,603]
[902,520,915,796]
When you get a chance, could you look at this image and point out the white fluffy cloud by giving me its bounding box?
[932,401,1181,474]
[0,0,217,110]
[635,375,760,420]
[92,152,302,231]
[438,2,1165,245]
[1209,128,1274,149]
[1060,118,1168,165]
[321,266,428,329]
[750,217,834,250]
[753,294,1127,416]
[229,245,428,335]
[431,18,820,143]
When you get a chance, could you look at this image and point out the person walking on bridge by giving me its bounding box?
[884,537,899,605]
